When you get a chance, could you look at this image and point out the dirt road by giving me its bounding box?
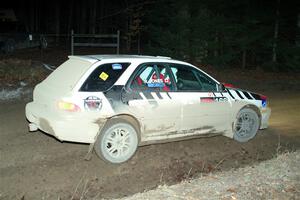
[0,91,300,200]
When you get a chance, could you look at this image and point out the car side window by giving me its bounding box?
[130,63,174,92]
[170,64,202,91]
[193,70,218,92]
[80,63,130,92]
[170,64,218,92]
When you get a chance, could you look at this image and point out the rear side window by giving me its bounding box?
[80,63,130,91]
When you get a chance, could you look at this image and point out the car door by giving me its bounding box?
[168,63,232,136]
[124,63,181,142]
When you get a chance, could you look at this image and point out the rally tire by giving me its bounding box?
[94,119,138,164]
[233,108,260,143]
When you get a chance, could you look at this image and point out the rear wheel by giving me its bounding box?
[233,108,259,142]
[94,119,138,164]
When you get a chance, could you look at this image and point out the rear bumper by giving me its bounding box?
[25,102,100,143]
[260,107,271,129]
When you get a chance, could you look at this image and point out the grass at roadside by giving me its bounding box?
[116,150,300,200]
[0,59,49,87]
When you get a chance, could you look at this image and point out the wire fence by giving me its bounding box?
[70,30,120,55]
[40,30,120,55]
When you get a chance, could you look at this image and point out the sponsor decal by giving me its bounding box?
[216,97,228,102]
[147,79,165,88]
[201,97,214,103]
[201,97,228,103]
[112,63,122,70]
[164,77,171,84]
[99,72,109,81]
[84,96,102,111]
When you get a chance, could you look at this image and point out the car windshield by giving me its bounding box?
[80,63,130,92]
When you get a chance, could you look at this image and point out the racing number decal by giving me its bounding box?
[200,96,228,103]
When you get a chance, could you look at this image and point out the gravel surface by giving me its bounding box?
[118,151,300,200]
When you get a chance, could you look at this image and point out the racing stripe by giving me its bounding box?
[235,90,244,99]
[160,92,171,100]
[156,92,163,99]
[242,91,253,99]
[248,93,255,99]
[139,92,148,100]
[226,89,235,99]
[142,92,154,100]
[250,93,261,100]
[132,92,143,100]
[151,92,161,101]
[166,92,172,99]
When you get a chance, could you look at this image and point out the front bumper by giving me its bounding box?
[25,102,101,143]
[260,107,271,129]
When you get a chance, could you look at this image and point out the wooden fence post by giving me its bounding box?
[117,30,120,54]
[71,29,74,55]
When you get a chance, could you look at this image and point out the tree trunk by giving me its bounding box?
[242,49,247,69]
[55,2,60,45]
[80,2,87,33]
[29,0,35,32]
[67,0,74,34]
[214,31,218,57]
[89,0,97,34]
[272,0,280,63]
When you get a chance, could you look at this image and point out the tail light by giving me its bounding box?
[57,101,81,112]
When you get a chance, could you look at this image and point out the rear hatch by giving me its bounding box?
[33,57,96,108]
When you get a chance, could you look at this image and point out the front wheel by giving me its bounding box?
[233,108,260,143]
[94,119,138,164]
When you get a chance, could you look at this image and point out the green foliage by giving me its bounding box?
[277,43,300,71]
[144,0,299,71]
[145,0,190,59]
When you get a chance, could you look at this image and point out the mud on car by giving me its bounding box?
[26,55,271,164]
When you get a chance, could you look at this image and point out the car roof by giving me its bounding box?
[68,55,172,63]
[67,54,220,86]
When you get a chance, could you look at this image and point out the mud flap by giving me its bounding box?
[84,142,95,161]
[84,120,107,161]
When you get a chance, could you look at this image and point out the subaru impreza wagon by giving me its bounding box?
[26,55,271,163]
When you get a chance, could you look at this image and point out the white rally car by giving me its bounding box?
[26,55,271,163]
